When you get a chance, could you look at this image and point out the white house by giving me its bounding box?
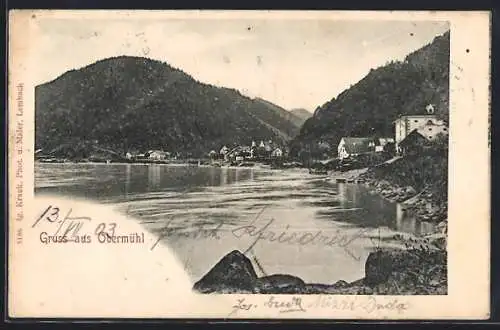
[147,150,168,160]
[337,137,376,160]
[219,145,229,156]
[208,150,217,159]
[271,148,283,158]
[375,137,395,152]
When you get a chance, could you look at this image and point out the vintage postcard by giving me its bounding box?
[8,10,490,319]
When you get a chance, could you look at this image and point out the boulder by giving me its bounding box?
[364,250,394,286]
[255,274,306,293]
[193,250,258,293]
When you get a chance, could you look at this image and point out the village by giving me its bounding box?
[35,104,448,174]
[108,103,449,174]
[123,139,289,167]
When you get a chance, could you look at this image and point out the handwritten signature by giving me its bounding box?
[231,217,370,261]
[229,296,307,316]
[229,295,408,316]
[308,295,409,314]
[151,208,369,260]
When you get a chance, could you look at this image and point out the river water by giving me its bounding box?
[35,163,435,284]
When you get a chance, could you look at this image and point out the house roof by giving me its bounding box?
[226,145,251,156]
[340,137,375,155]
[399,129,432,148]
[146,150,167,155]
[341,137,374,144]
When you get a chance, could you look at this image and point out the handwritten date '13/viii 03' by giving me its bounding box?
[32,205,145,245]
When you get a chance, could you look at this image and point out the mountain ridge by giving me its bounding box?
[35,56,301,158]
[291,31,450,158]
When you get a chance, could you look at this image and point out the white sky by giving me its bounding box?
[32,18,449,111]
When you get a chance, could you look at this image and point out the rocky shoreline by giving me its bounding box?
[194,248,447,295]
[335,166,448,235]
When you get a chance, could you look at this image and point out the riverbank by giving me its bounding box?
[284,154,448,295]
[329,159,448,235]
[193,247,447,295]
[36,158,297,168]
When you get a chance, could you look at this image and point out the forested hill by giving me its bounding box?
[35,56,301,157]
[291,31,450,157]
[253,97,306,130]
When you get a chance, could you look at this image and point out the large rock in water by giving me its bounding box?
[193,250,258,293]
[364,250,394,286]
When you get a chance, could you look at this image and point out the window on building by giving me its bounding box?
[429,135,433,139]
[414,120,418,123]
[427,120,434,125]
[443,128,447,131]
[428,128,432,131]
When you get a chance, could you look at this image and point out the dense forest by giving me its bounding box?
[291,31,450,158]
[35,56,302,158]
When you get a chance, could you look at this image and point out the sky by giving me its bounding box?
[32,17,449,111]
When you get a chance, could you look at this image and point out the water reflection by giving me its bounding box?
[35,163,260,201]
[220,167,228,186]
[125,164,131,196]
[148,165,161,191]
[395,203,435,235]
[330,183,434,235]
[35,163,434,237]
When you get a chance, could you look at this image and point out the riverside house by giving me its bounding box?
[337,137,376,160]
[393,106,447,153]
[219,145,229,159]
[398,123,448,155]
[225,145,252,162]
[398,130,433,155]
[146,150,168,161]
[271,147,284,158]
[375,137,395,152]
